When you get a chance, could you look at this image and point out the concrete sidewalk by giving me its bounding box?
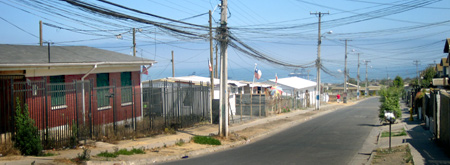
[372,101,450,165]
[0,101,350,165]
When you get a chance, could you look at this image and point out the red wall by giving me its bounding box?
[25,71,142,130]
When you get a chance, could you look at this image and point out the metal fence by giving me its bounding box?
[140,80,210,135]
[232,93,306,123]
[0,78,87,149]
[0,79,211,149]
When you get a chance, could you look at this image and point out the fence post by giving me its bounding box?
[89,80,93,139]
[240,89,242,122]
[177,81,181,127]
[132,80,136,132]
[74,80,79,142]
[250,91,253,119]
[9,78,15,145]
[171,81,175,126]
[149,80,153,130]
[112,81,116,134]
[44,77,49,147]
[163,80,166,127]
[259,91,261,117]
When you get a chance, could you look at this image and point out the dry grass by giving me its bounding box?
[0,143,20,156]
[372,145,414,165]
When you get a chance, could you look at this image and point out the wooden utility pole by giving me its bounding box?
[39,21,43,46]
[172,51,175,77]
[219,0,229,137]
[133,28,136,57]
[341,39,351,103]
[209,10,214,124]
[357,53,360,99]
[310,11,329,110]
[365,60,371,96]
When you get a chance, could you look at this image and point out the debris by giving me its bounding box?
[182,155,189,159]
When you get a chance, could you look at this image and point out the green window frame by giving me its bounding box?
[50,75,66,107]
[97,73,110,108]
[121,72,132,104]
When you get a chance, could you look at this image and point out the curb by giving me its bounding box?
[86,104,347,164]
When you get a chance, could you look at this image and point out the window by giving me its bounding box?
[121,72,132,104]
[50,75,66,109]
[97,73,110,108]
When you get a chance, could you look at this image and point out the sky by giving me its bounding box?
[1,0,450,83]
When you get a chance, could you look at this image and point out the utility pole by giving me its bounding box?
[310,11,329,110]
[215,44,218,78]
[364,60,371,96]
[171,51,175,77]
[133,28,136,57]
[219,0,229,137]
[413,60,420,87]
[341,39,351,103]
[209,10,214,124]
[357,53,360,100]
[39,21,43,46]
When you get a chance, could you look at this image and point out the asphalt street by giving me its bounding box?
[162,98,380,165]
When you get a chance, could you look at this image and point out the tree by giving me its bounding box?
[420,66,436,88]
[348,78,357,85]
[393,76,404,89]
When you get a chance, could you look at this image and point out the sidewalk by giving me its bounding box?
[0,101,350,165]
[372,101,450,165]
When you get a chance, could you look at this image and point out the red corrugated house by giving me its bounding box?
[0,44,155,134]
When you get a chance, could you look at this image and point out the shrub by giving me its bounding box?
[379,87,402,120]
[97,150,117,158]
[69,120,78,148]
[96,147,145,158]
[14,98,43,156]
[192,136,221,145]
[75,148,90,161]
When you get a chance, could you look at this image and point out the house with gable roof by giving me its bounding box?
[0,44,155,135]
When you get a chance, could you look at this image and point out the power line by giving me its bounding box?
[0,16,39,39]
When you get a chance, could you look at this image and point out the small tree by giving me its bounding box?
[420,66,436,88]
[379,87,401,120]
[14,98,42,156]
[393,76,404,89]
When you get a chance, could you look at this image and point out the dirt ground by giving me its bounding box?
[371,145,414,165]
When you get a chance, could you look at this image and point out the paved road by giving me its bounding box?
[163,98,380,165]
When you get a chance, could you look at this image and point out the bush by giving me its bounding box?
[379,87,402,120]
[192,136,221,145]
[69,120,78,148]
[96,147,145,158]
[14,98,43,156]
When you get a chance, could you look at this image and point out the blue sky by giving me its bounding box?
[1,0,449,83]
